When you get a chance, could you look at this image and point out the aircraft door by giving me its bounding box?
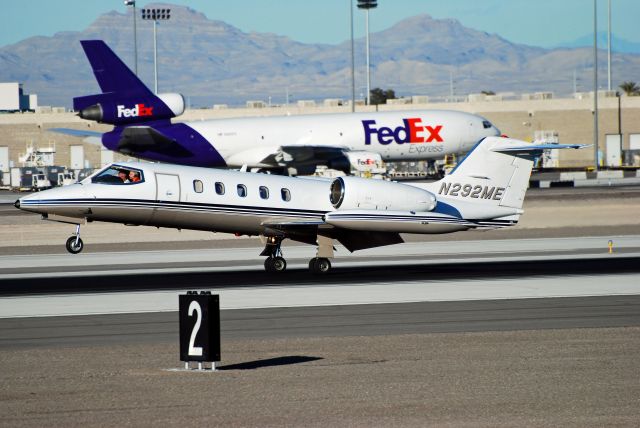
[156,173,181,202]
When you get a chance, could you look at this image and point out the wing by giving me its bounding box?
[262,219,404,252]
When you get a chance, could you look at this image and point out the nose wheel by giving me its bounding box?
[261,236,287,273]
[265,256,287,272]
[65,224,84,254]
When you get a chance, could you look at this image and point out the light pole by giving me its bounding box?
[350,0,355,112]
[141,8,171,94]
[124,0,138,76]
[357,0,377,106]
[607,0,612,91]
[617,91,623,164]
[593,0,599,170]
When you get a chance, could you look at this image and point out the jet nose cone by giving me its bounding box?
[14,199,20,209]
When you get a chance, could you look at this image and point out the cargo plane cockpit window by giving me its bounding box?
[482,120,493,129]
[91,166,144,185]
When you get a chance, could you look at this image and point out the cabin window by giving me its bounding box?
[91,165,144,185]
[281,188,291,202]
[193,180,203,193]
[237,184,247,197]
[259,186,269,200]
[215,182,225,195]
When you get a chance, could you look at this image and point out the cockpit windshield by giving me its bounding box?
[91,166,144,185]
[482,120,493,129]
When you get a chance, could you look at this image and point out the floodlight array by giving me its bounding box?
[141,8,171,20]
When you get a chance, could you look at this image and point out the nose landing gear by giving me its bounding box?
[261,236,287,273]
[265,256,287,273]
[65,224,84,254]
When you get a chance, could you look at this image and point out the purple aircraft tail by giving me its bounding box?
[73,40,182,125]
[61,39,225,167]
[79,40,152,96]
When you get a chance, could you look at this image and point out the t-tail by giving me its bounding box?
[422,136,585,224]
[54,40,225,167]
[73,40,185,125]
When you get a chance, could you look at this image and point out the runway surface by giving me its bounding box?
[2,304,639,426]
[1,187,639,426]
[1,236,639,318]
[2,296,640,349]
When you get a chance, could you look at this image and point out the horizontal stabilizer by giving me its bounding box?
[48,128,103,138]
[492,143,587,153]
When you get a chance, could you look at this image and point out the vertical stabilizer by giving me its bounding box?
[80,40,152,96]
[429,137,584,211]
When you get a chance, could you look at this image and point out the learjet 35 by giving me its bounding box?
[15,136,582,274]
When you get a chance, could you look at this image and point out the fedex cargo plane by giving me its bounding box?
[55,40,501,175]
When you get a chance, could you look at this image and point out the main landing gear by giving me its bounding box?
[65,224,84,254]
[308,257,331,274]
[260,234,335,274]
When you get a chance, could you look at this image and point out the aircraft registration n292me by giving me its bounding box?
[15,137,584,274]
[52,40,501,175]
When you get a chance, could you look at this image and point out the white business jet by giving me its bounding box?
[15,137,582,273]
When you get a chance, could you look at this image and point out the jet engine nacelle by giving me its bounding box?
[156,93,185,117]
[329,176,437,212]
[74,92,185,125]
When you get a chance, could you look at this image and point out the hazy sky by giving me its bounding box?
[1,0,638,48]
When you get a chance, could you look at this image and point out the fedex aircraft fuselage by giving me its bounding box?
[59,41,501,174]
[181,110,499,167]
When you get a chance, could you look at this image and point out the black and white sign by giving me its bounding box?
[179,292,220,362]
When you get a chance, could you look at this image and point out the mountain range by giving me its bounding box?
[557,32,640,54]
[1,2,639,108]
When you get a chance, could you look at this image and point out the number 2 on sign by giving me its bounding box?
[188,300,203,356]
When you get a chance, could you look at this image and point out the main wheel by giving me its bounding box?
[271,256,287,272]
[310,257,331,274]
[65,236,84,254]
[308,257,318,270]
[264,256,287,273]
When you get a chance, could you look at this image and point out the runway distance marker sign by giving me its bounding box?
[179,292,220,365]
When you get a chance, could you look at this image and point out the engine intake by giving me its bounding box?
[329,176,436,212]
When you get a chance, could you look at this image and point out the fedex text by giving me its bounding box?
[363,118,443,145]
[117,103,154,118]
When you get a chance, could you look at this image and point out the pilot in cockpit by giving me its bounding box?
[118,170,130,183]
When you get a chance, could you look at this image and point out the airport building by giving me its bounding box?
[0,82,38,112]
[0,93,639,185]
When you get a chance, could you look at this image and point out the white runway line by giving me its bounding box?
[1,252,639,280]
[1,235,638,274]
[1,272,639,318]
[1,235,639,318]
